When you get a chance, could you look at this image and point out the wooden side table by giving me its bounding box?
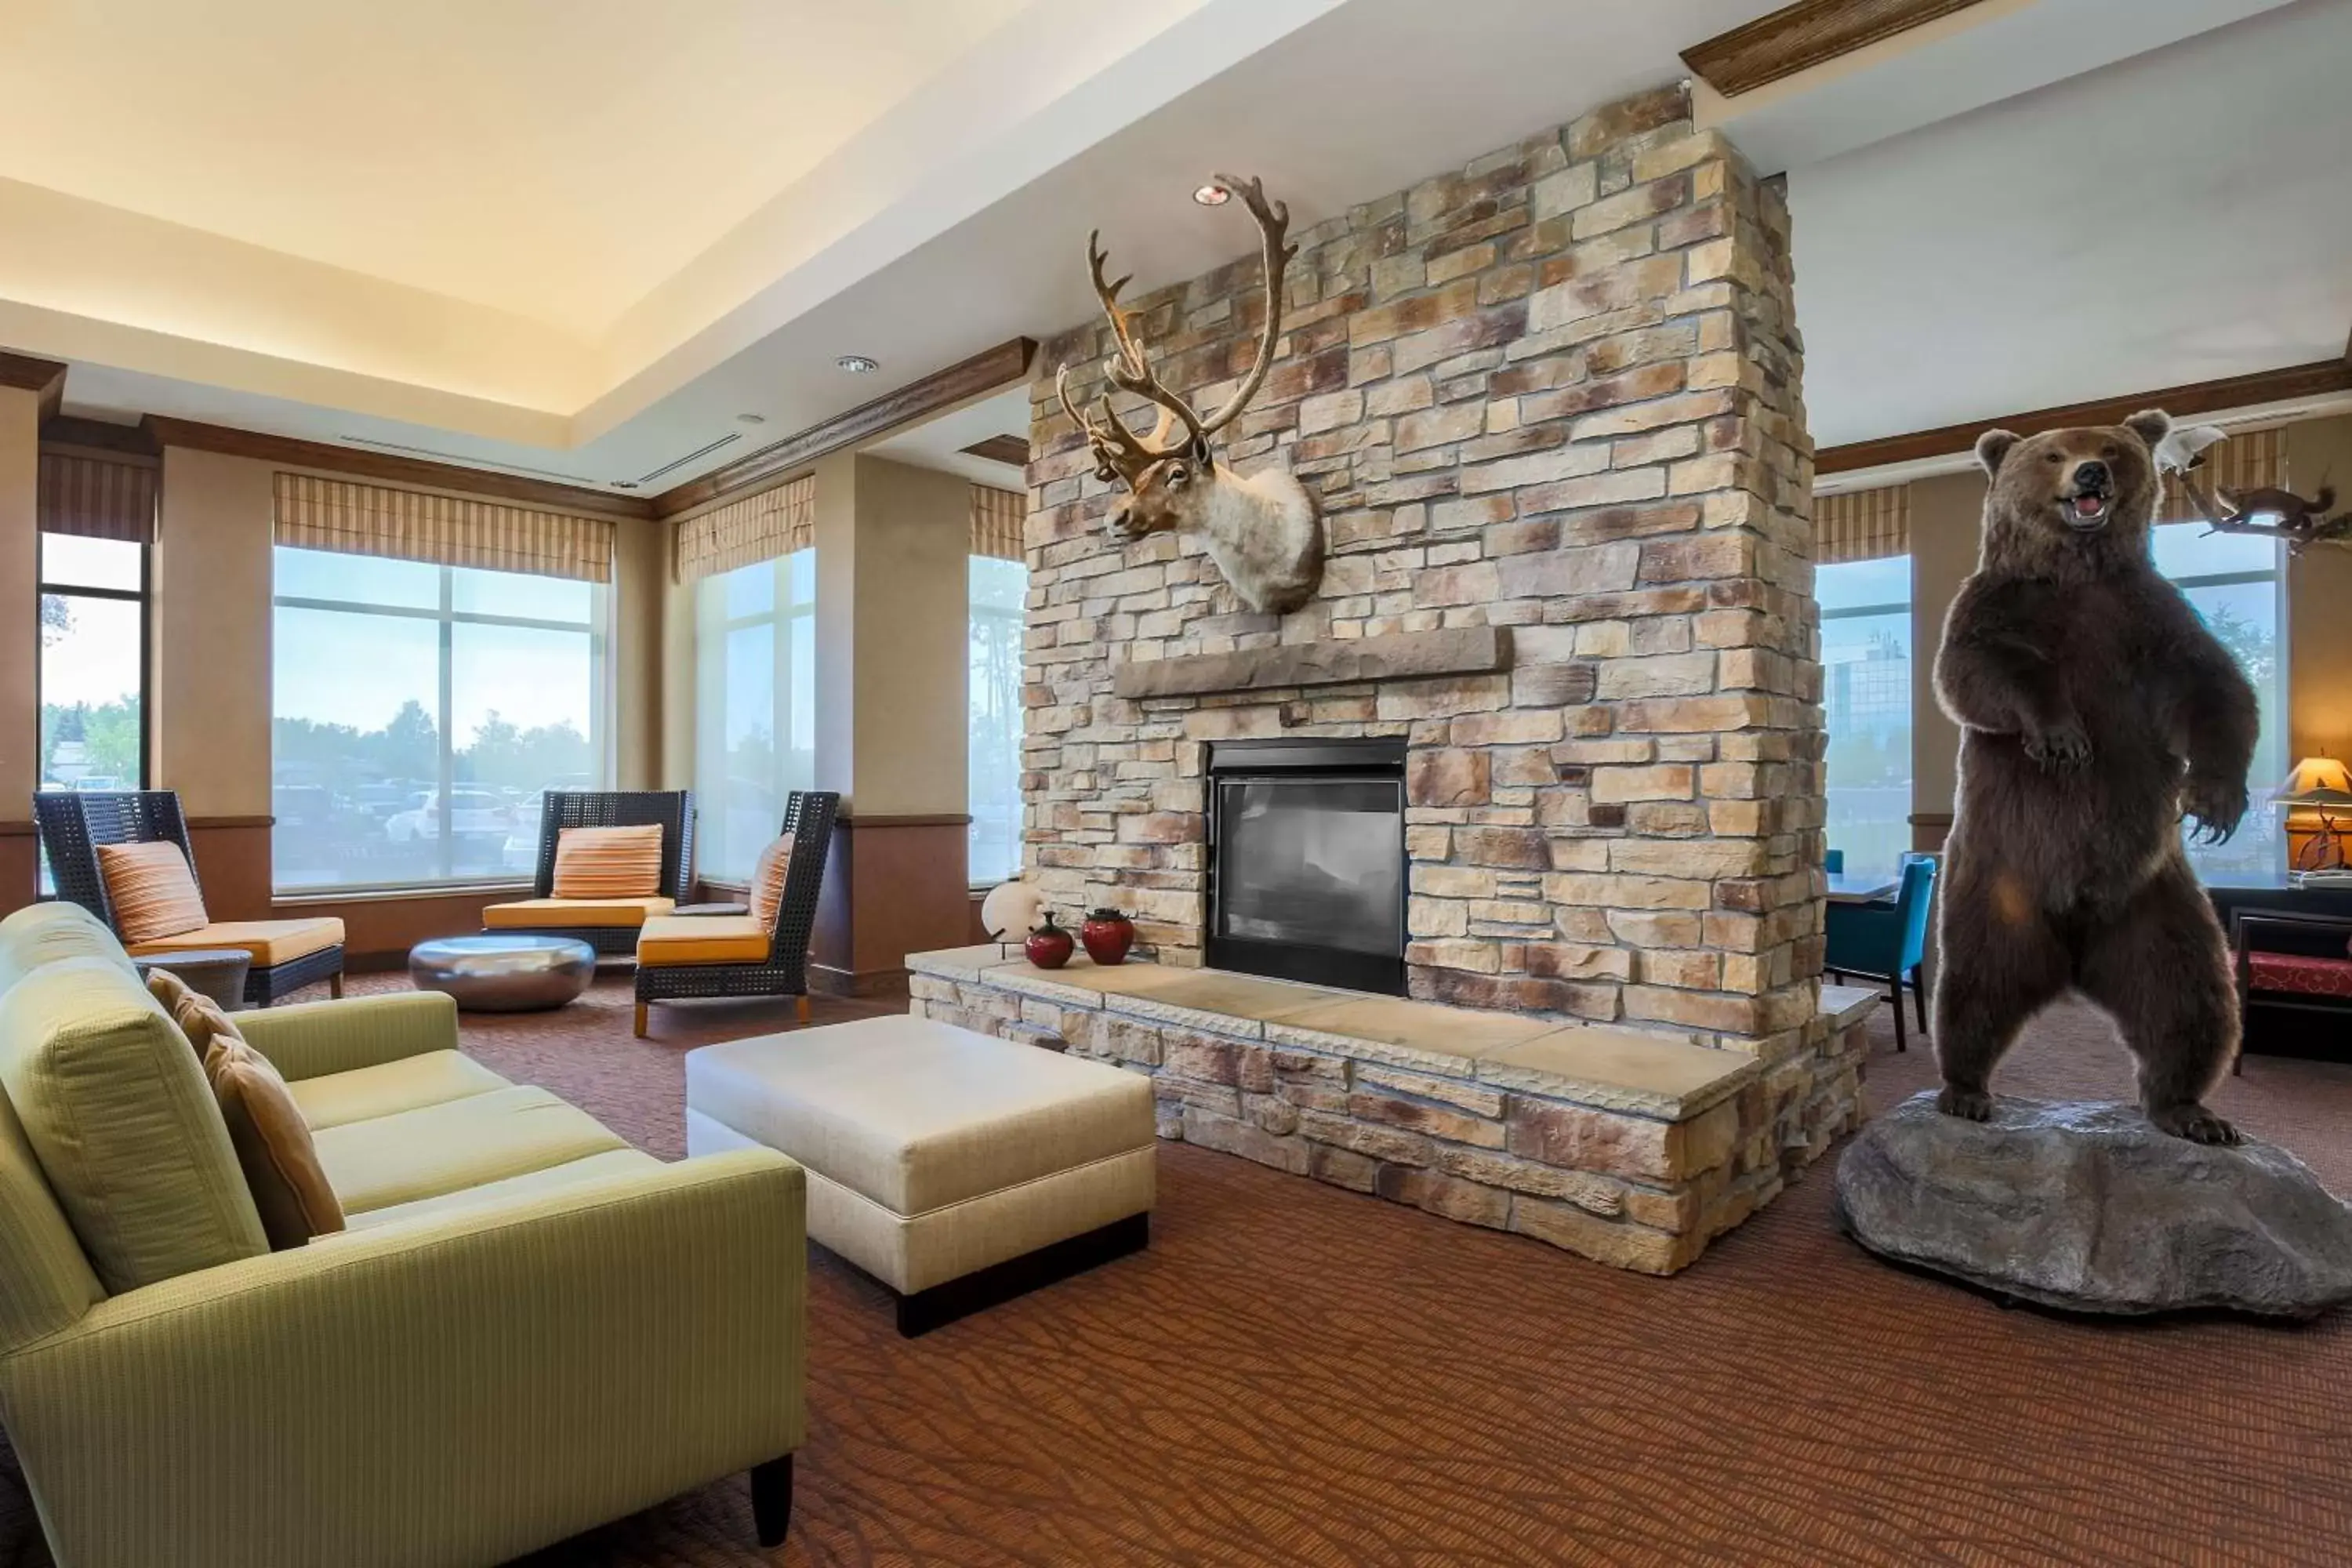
[133,949,252,1012]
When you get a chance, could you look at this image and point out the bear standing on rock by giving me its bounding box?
[1930,409,2258,1144]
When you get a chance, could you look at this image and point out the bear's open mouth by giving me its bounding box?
[2062,492,2111,530]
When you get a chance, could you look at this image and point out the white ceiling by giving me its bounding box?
[0,0,1033,330]
[3,0,2345,491]
[1791,0,2352,448]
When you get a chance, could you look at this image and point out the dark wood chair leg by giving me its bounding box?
[329,972,344,1000]
[633,1002,650,1039]
[1911,969,1928,1035]
[796,993,812,1025]
[1889,975,1906,1052]
[750,1454,793,1548]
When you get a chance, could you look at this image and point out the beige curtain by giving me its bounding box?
[2157,425,2287,524]
[674,474,815,583]
[1816,484,1910,564]
[970,484,1025,561]
[273,473,612,582]
[38,451,157,543]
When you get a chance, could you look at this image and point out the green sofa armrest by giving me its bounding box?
[232,989,459,1081]
[0,1149,806,1568]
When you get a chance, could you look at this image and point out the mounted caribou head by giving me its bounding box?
[1058,173,1323,615]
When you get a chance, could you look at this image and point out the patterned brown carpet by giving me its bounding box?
[6,978,2351,1567]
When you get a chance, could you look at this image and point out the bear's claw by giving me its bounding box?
[1937,1085,1994,1121]
[2147,1102,2241,1145]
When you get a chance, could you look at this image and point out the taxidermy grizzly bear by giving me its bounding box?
[1930,408,2257,1144]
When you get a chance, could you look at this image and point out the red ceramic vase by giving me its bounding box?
[1081,909,1136,966]
[1025,915,1075,970]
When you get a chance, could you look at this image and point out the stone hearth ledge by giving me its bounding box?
[907,948,1875,1274]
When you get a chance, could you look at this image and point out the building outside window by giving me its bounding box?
[968,484,1027,887]
[693,548,817,883]
[1816,484,1915,881]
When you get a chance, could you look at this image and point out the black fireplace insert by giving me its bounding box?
[1205,738,1406,995]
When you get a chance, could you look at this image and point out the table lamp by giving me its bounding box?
[2274,756,2352,872]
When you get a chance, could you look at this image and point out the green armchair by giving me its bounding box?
[0,903,807,1567]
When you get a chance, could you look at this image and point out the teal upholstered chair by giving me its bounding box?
[1825,854,1937,1051]
[1824,848,1845,874]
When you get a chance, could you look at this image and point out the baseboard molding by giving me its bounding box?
[809,960,912,1000]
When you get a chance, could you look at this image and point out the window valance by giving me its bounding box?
[1815,483,1909,564]
[971,484,1025,562]
[38,450,157,543]
[2158,425,2285,525]
[674,474,815,583]
[272,473,613,583]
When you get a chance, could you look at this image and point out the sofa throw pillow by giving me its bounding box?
[749,832,797,930]
[552,825,664,899]
[147,967,343,1247]
[95,840,209,945]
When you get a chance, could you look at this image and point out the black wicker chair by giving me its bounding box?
[34,789,346,1007]
[483,790,696,956]
[635,790,839,1037]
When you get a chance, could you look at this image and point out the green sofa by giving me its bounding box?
[0,902,807,1568]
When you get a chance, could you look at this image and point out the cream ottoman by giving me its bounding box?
[684,1015,1156,1335]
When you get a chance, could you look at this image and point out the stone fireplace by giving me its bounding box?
[1206,736,1406,994]
[938,85,1867,1271]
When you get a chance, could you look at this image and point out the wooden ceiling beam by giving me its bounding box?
[653,337,1036,518]
[140,416,655,519]
[960,434,1029,468]
[1815,360,2352,477]
[1682,0,1991,98]
[0,351,69,424]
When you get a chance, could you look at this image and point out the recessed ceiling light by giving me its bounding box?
[735,412,766,426]
[837,354,880,374]
[1192,182,1231,207]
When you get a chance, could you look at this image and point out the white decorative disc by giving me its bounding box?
[979,880,1048,941]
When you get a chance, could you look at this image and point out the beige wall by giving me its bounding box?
[0,388,37,825]
[1899,410,2352,841]
[847,455,968,818]
[610,515,665,789]
[154,447,274,817]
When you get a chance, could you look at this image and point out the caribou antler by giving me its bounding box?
[1196,172,1296,439]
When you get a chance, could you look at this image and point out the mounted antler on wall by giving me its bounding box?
[1057,173,1323,615]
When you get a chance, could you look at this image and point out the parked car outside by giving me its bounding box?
[385,789,510,844]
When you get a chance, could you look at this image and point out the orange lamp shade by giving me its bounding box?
[2276,757,2352,807]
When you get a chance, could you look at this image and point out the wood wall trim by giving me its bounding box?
[652,338,1036,518]
[838,813,974,829]
[0,352,68,423]
[0,822,34,838]
[960,434,1029,467]
[186,815,274,830]
[41,414,159,460]
[142,416,656,521]
[1816,360,2352,476]
[1907,811,1955,828]
[1681,0,1990,97]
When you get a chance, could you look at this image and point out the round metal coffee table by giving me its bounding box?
[408,935,597,1012]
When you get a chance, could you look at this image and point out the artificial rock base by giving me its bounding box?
[1835,1093,2352,1319]
[910,949,1875,1275]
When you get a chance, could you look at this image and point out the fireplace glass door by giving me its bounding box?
[1210,771,1405,993]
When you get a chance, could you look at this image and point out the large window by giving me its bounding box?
[1819,554,1915,880]
[694,550,815,883]
[272,549,608,891]
[969,555,1026,886]
[2153,523,2288,881]
[39,533,147,794]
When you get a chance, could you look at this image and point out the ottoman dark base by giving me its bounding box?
[887,1213,1149,1338]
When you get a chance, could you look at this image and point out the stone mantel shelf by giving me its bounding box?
[1110,626,1512,702]
[910,946,1755,1120]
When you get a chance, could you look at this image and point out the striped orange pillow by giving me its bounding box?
[96,840,209,945]
[749,833,797,928]
[552,824,663,899]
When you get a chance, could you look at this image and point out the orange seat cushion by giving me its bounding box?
[96,840,209,944]
[551,825,664,899]
[130,918,344,967]
[482,896,674,930]
[637,914,771,967]
[748,833,796,930]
